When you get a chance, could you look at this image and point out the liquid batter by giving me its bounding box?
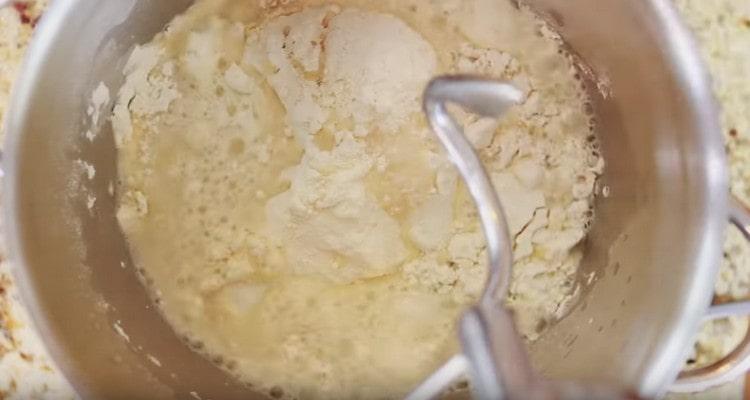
[113,0,603,398]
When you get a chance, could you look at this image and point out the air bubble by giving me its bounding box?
[217,58,228,70]
[535,319,548,333]
[269,386,284,399]
[584,103,594,116]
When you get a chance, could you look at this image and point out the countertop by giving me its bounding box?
[0,0,747,398]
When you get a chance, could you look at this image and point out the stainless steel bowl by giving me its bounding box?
[3,0,746,398]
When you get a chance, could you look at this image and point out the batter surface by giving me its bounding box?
[113,0,603,398]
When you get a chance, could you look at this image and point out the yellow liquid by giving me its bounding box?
[114,0,600,398]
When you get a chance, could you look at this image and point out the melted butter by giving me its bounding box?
[113,0,602,398]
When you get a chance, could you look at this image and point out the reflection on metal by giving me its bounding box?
[672,197,750,393]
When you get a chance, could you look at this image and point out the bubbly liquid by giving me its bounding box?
[113,1,602,399]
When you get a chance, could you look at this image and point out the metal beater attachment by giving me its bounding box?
[422,76,520,307]
[411,76,636,400]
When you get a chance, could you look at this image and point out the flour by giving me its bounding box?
[244,7,331,142]
[111,44,179,146]
[320,9,438,131]
[87,82,110,128]
[265,132,410,283]
[112,1,602,398]
[74,159,96,181]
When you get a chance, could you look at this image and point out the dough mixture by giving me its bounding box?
[113,0,603,398]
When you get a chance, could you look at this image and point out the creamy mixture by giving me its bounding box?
[113,0,602,398]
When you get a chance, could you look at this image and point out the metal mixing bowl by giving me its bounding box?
[3,0,744,398]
